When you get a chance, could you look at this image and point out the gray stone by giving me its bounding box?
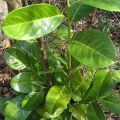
[0,0,8,38]
[0,0,8,21]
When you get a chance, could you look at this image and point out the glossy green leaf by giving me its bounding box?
[11,72,43,93]
[70,1,95,22]
[87,102,105,120]
[68,30,116,68]
[15,41,41,59]
[72,90,82,102]
[112,70,120,82]
[70,70,83,90]
[54,27,69,38]
[0,97,9,113]
[47,52,67,71]
[69,104,87,120]
[40,118,47,120]
[100,95,120,114]
[22,91,44,111]
[80,0,120,12]
[53,27,73,45]
[44,108,63,119]
[2,4,64,40]
[83,70,112,102]
[70,0,75,4]
[5,96,31,120]
[70,70,91,93]
[44,85,72,118]
[71,57,81,69]
[15,41,44,71]
[4,47,27,70]
[3,45,38,71]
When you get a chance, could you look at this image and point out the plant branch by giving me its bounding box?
[39,39,48,69]
[67,0,71,72]
[38,39,52,87]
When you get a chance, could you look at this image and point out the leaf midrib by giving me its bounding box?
[3,15,64,27]
[71,0,80,5]
[7,103,30,120]
[71,1,82,21]
[101,99,120,107]
[71,105,81,119]
[51,86,65,113]
[72,41,114,62]
[7,52,26,68]
[14,80,42,87]
[96,72,108,98]
[84,71,108,102]
[90,104,99,120]
[47,86,66,114]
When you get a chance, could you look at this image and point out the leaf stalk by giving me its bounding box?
[67,0,72,72]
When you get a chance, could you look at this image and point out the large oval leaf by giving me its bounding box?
[0,97,9,113]
[22,91,44,111]
[14,41,44,71]
[69,104,87,120]
[4,43,41,71]
[87,102,105,120]
[70,69,91,93]
[100,95,120,114]
[11,72,43,93]
[83,70,112,102]
[80,0,120,11]
[4,47,27,70]
[44,85,72,118]
[112,70,120,82]
[2,4,64,40]
[70,1,95,22]
[5,96,31,120]
[68,30,116,68]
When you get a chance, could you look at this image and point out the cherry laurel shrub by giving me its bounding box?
[1,0,120,120]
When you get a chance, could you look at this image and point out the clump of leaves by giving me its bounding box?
[1,0,120,120]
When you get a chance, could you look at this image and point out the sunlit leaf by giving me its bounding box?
[44,85,72,118]
[70,70,90,92]
[112,70,120,82]
[69,104,87,120]
[83,70,112,102]
[2,4,64,40]
[11,72,43,93]
[3,45,38,71]
[5,96,31,120]
[68,30,116,68]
